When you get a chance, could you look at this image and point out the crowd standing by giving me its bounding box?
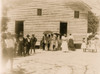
[1,31,99,72]
[81,33,99,53]
[17,33,37,56]
[41,33,75,52]
[1,32,37,72]
[41,32,99,53]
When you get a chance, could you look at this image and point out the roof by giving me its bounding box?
[2,0,91,11]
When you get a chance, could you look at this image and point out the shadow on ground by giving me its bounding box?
[4,68,26,74]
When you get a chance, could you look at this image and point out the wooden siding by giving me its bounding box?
[7,0,88,44]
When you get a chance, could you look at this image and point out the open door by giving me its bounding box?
[15,21,24,37]
[60,22,67,36]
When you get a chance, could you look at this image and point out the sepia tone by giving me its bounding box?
[1,0,100,74]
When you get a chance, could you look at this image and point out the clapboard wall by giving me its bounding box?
[7,0,88,44]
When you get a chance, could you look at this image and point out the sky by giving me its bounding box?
[82,0,100,16]
[2,0,100,16]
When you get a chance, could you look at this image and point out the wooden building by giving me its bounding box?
[7,0,91,45]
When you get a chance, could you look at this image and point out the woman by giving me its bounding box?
[53,34,56,51]
[68,34,75,51]
[41,34,46,50]
[61,34,69,52]
[50,34,54,51]
[55,35,58,51]
[58,35,62,50]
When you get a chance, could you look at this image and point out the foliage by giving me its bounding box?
[1,7,9,32]
[88,11,99,34]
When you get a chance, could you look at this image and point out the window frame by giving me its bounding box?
[37,9,42,16]
[74,11,79,18]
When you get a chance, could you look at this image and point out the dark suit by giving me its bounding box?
[30,37,37,53]
[18,36,26,56]
[26,38,31,55]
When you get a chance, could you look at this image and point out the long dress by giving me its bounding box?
[68,36,75,51]
[90,39,96,51]
[81,40,86,49]
[50,37,54,51]
[61,36,68,52]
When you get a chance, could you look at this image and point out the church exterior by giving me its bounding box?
[7,0,91,45]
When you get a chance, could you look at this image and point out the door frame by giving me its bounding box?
[15,20,24,36]
[59,21,68,36]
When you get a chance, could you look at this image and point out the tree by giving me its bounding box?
[88,11,99,34]
[1,6,9,32]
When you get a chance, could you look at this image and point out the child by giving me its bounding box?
[86,39,91,52]
[90,37,96,52]
[81,38,86,52]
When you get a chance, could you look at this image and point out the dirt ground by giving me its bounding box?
[3,47,100,74]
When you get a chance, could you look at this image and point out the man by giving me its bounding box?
[4,32,15,70]
[18,35,26,56]
[1,32,8,72]
[18,32,26,56]
[30,34,37,53]
[26,34,31,55]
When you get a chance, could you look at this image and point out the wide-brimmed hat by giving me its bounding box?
[43,31,53,34]
[32,34,34,36]
[27,34,30,37]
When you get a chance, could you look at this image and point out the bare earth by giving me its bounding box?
[5,49,100,74]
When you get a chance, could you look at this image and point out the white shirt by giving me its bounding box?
[5,39,14,48]
[27,38,30,42]
[68,35,74,40]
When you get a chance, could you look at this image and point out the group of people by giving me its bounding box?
[1,32,37,71]
[40,33,75,52]
[61,34,75,52]
[17,33,37,56]
[41,33,61,51]
[81,34,99,52]
[1,31,99,72]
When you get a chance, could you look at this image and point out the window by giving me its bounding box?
[37,9,42,16]
[74,11,79,18]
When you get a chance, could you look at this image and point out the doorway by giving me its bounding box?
[60,22,67,36]
[15,21,24,37]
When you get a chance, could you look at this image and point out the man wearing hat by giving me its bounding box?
[26,34,31,55]
[30,34,37,53]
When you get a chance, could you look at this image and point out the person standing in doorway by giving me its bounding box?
[68,34,75,51]
[26,34,31,55]
[30,34,37,54]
